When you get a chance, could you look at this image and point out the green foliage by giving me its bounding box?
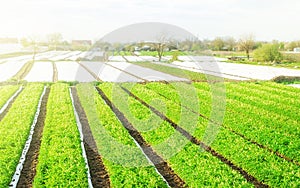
[0,81,299,187]
[144,82,300,186]
[211,37,225,51]
[100,83,252,187]
[169,51,179,62]
[0,85,19,109]
[77,83,167,187]
[253,44,283,62]
[0,84,44,187]
[33,83,88,187]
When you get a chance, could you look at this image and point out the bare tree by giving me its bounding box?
[150,35,169,61]
[47,33,63,51]
[21,36,40,61]
[238,34,255,59]
[224,37,236,51]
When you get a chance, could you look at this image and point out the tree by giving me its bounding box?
[286,40,300,51]
[47,33,63,51]
[253,44,282,62]
[238,34,255,59]
[20,36,40,61]
[223,37,236,51]
[211,37,225,51]
[152,35,169,61]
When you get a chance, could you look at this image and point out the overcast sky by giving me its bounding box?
[0,0,299,41]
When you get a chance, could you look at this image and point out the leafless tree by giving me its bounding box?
[21,35,40,61]
[47,33,63,51]
[238,34,255,59]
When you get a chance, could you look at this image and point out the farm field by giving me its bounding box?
[106,61,188,81]
[0,60,28,82]
[127,54,300,81]
[0,79,299,187]
[170,60,300,80]
[80,61,142,82]
[55,61,96,82]
[24,61,53,82]
[0,50,299,187]
[1,51,300,82]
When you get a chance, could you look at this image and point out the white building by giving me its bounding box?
[293,47,300,52]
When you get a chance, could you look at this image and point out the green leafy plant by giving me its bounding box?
[0,84,44,187]
[33,83,88,187]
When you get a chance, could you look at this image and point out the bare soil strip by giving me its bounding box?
[13,61,35,81]
[105,62,148,82]
[0,86,23,121]
[131,53,250,81]
[52,61,58,82]
[96,87,186,188]
[121,86,269,188]
[146,84,300,166]
[121,55,130,62]
[76,62,102,82]
[71,87,110,188]
[13,87,49,188]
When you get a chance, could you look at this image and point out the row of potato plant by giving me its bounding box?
[0,84,44,187]
[33,83,88,187]
[127,82,300,187]
[99,83,252,187]
[76,83,168,187]
[0,85,20,109]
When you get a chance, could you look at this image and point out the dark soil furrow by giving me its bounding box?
[96,86,186,188]
[121,86,269,188]
[17,87,50,188]
[71,87,111,188]
[145,84,300,166]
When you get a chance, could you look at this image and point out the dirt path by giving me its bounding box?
[71,87,111,188]
[105,62,148,82]
[52,61,58,82]
[76,62,102,82]
[121,86,269,188]
[13,61,35,81]
[96,86,186,188]
[17,87,50,188]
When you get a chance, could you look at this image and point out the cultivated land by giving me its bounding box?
[0,51,299,187]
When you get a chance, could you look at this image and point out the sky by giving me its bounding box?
[0,0,300,42]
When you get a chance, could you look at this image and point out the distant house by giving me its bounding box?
[72,40,92,46]
[72,40,92,51]
[0,38,18,44]
[293,47,300,53]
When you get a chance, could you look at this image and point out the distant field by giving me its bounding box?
[0,51,299,187]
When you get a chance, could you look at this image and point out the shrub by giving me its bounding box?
[253,44,282,62]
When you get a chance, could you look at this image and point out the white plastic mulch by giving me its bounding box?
[0,60,28,82]
[169,57,300,80]
[107,61,189,82]
[288,84,300,88]
[108,56,125,62]
[55,61,96,82]
[24,61,53,82]
[80,61,141,82]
